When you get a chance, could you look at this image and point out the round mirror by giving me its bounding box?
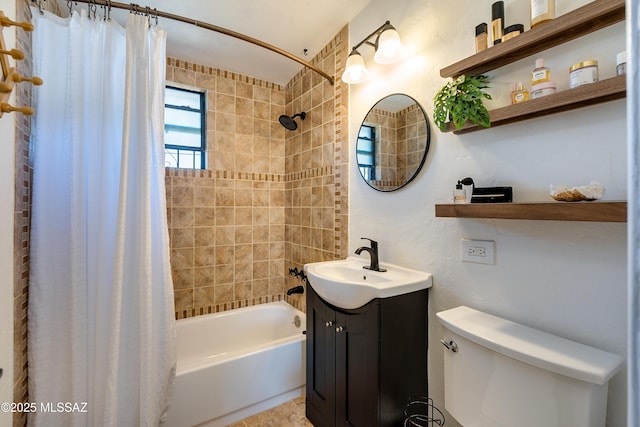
[356,94,431,192]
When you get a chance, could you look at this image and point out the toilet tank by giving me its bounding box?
[436,306,623,427]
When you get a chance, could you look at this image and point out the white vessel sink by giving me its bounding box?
[304,257,432,309]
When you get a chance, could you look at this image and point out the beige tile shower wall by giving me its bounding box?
[284,26,349,313]
[398,104,427,181]
[166,60,288,319]
[367,108,399,184]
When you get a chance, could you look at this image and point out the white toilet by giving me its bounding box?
[436,306,623,427]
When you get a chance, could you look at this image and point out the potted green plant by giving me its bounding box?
[433,74,492,131]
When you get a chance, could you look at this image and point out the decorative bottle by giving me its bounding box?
[531,0,555,28]
[453,181,466,204]
[513,82,529,104]
[491,1,504,45]
[531,58,551,85]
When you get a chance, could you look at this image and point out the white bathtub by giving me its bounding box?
[163,301,306,427]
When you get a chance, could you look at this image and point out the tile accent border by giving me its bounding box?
[167,57,283,91]
[166,167,285,183]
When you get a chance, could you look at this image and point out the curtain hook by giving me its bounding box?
[106,0,111,21]
[145,6,150,27]
[66,0,72,15]
[154,8,158,26]
[38,0,44,15]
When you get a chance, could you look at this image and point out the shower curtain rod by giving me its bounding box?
[41,0,335,85]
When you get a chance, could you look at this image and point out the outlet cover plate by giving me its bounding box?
[461,239,495,265]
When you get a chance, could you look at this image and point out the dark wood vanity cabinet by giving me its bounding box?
[305,286,428,427]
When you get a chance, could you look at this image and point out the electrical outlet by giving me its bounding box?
[461,239,495,265]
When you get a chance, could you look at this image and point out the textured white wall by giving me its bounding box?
[348,1,627,425]
[0,0,15,424]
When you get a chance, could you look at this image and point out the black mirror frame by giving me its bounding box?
[357,93,431,192]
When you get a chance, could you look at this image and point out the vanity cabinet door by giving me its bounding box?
[306,286,428,427]
[335,305,380,427]
[306,287,336,427]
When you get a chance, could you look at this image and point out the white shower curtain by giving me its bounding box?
[29,9,175,427]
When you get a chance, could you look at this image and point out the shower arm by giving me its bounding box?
[38,0,335,86]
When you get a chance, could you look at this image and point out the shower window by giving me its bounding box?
[164,86,206,169]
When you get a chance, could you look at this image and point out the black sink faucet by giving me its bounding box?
[354,237,387,272]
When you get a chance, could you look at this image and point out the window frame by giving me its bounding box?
[164,85,207,170]
[357,123,377,181]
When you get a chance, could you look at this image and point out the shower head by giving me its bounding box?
[279,112,307,130]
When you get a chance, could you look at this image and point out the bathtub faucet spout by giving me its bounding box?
[287,285,304,296]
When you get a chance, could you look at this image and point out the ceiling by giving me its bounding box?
[56,0,372,86]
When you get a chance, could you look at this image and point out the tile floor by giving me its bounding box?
[227,395,313,427]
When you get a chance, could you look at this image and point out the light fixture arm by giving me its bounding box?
[341,20,403,85]
[350,20,394,53]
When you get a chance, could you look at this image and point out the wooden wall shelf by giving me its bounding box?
[440,0,625,79]
[435,201,627,223]
[442,75,626,134]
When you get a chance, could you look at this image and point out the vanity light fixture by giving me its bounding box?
[341,21,404,84]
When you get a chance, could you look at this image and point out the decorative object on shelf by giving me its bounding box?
[433,74,492,131]
[491,1,504,46]
[471,186,513,203]
[616,51,627,76]
[475,23,488,53]
[531,0,556,28]
[569,60,599,88]
[443,75,625,134]
[341,20,404,84]
[0,10,40,118]
[453,181,466,204]
[503,24,524,41]
[460,177,474,203]
[454,176,512,203]
[440,0,624,79]
[512,82,529,104]
[530,81,557,98]
[439,1,625,134]
[531,58,551,85]
[550,181,605,202]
